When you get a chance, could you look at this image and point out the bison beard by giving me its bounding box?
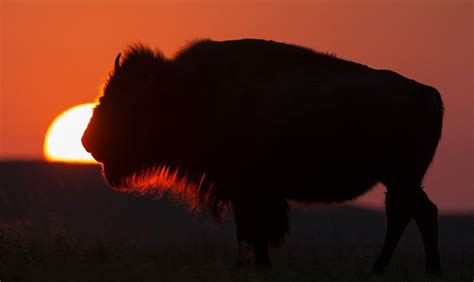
[82,38,443,274]
[115,165,225,221]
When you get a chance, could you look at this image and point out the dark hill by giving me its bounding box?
[1,161,472,252]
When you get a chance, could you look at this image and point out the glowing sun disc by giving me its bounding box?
[44,103,97,163]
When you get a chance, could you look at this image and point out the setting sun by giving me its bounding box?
[44,103,97,163]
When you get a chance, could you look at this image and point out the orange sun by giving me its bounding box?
[44,103,97,164]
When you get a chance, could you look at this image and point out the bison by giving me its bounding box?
[82,39,443,274]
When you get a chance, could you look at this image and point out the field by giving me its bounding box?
[0,162,473,282]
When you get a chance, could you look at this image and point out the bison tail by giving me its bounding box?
[421,86,444,167]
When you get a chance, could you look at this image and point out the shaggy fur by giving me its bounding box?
[82,39,443,273]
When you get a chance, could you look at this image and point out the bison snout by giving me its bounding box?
[81,130,92,152]
[82,129,105,162]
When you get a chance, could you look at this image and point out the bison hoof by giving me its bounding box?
[371,263,385,275]
[235,242,252,267]
[255,261,272,272]
[426,266,442,278]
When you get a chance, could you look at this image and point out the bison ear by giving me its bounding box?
[114,53,121,72]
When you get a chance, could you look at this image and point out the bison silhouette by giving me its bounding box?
[82,39,443,274]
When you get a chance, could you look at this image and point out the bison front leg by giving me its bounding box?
[235,240,252,266]
[235,240,271,269]
[232,196,289,270]
[253,240,271,269]
[235,239,271,269]
[232,198,272,270]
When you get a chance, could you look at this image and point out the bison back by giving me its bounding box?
[176,40,443,202]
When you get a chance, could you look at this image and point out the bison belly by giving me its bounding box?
[206,70,441,204]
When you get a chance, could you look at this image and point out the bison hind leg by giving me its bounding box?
[372,187,412,274]
[412,191,441,276]
[374,180,441,275]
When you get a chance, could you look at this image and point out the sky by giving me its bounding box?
[0,0,472,212]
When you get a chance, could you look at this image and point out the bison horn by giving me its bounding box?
[114,53,121,72]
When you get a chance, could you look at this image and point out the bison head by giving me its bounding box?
[82,45,183,187]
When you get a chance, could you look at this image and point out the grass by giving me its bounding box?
[1,162,472,281]
[0,222,472,282]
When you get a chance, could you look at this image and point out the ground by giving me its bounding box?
[0,162,472,281]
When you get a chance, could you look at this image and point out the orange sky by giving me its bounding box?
[1,0,472,212]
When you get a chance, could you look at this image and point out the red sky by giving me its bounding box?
[1,0,472,212]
